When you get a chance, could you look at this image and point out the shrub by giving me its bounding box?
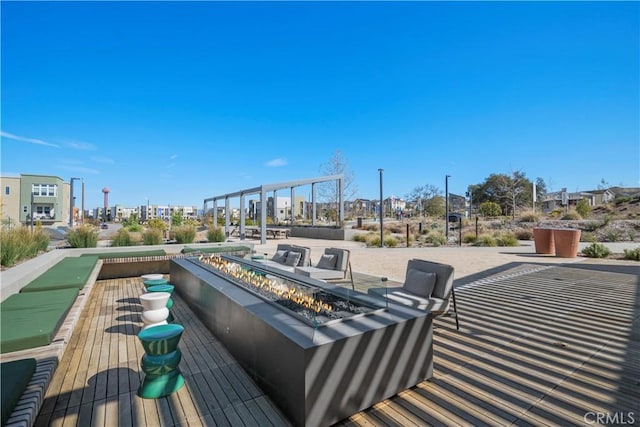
[126,223,143,232]
[561,210,582,220]
[519,211,540,223]
[111,228,135,247]
[582,221,601,232]
[367,235,381,247]
[174,225,196,244]
[424,231,446,247]
[352,233,368,243]
[142,228,163,245]
[474,234,497,247]
[384,236,399,247]
[148,218,168,231]
[514,229,533,240]
[575,199,592,218]
[478,201,502,217]
[601,228,623,242]
[623,248,640,261]
[581,243,611,258]
[549,208,564,219]
[494,232,519,247]
[462,233,477,244]
[0,226,50,267]
[207,226,226,243]
[67,225,99,248]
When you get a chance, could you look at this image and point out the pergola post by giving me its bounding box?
[239,193,246,240]
[225,197,230,237]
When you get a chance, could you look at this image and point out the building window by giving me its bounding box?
[4,186,9,195]
[35,206,51,217]
[31,184,57,197]
[23,205,28,213]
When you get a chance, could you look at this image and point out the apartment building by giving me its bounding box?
[0,174,71,227]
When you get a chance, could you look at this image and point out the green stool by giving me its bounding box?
[143,278,169,288]
[137,324,185,398]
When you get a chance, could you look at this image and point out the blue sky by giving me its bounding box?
[2,1,638,210]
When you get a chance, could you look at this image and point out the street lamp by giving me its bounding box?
[378,168,384,248]
[69,177,81,227]
[445,175,451,241]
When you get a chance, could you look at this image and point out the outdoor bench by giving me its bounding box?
[0,289,79,353]
[20,256,99,293]
[1,358,37,426]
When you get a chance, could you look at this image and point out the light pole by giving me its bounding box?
[378,168,384,248]
[445,175,450,241]
[30,191,35,231]
[69,177,81,227]
[81,179,85,224]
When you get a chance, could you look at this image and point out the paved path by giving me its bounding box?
[249,238,639,284]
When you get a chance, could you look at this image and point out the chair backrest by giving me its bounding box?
[323,248,350,273]
[274,244,310,267]
[405,259,454,300]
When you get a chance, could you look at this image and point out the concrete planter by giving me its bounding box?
[533,227,555,255]
[553,229,582,258]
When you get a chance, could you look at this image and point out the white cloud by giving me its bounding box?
[66,140,97,151]
[90,156,115,165]
[265,158,287,167]
[0,131,59,148]
[170,154,179,160]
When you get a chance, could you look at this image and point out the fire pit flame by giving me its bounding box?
[199,254,333,314]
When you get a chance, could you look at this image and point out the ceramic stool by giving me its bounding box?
[139,292,170,330]
[142,278,170,293]
[146,284,175,310]
[141,274,164,281]
[137,323,185,398]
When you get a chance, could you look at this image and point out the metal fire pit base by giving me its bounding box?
[170,258,433,427]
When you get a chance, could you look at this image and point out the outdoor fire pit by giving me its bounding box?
[170,255,433,427]
[195,254,384,327]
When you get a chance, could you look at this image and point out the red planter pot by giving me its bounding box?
[533,228,555,255]
[553,229,582,258]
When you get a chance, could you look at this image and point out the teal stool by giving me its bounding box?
[143,278,169,289]
[137,324,185,398]
[147,284,175,320]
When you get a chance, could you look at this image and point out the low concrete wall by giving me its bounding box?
[0,242,254,300]
[0,250,67,301]
[289,227,345,240]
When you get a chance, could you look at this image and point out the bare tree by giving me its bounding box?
[407,184,442,217]
[318,150,358,219]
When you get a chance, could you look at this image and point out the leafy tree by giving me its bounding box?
[478,201,502,217]
[171,210,184,227]
[474,171,535,218]
[318,150,358,220]
[407,184,441,216]
[424,196,445,218]
[122,213,139,228]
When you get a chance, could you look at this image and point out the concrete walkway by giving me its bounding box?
[249,238,639,284]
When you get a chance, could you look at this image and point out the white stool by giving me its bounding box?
[139,292,171,330]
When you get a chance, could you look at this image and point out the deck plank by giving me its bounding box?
[30,262,637,427]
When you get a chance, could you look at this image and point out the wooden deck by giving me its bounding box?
[32,261,638,426]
